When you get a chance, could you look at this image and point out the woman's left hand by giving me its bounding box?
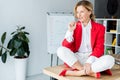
[84,63,91,75]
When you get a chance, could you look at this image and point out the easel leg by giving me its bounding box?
[50,77,57,80]
[50,54,58,80]
[51,54,53,67]
[56,56,59,66]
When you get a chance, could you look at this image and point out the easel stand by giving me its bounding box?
[48,52,59,80]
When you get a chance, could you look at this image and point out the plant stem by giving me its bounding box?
[0,44,10,52]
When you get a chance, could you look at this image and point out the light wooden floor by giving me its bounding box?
[43,64,120,80]
[26,73,50,80]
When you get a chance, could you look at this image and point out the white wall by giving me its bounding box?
[0,0,94,80]
[0,0,50,80]
[0,0,77,80]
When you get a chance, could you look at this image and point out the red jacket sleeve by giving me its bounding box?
[62,39,76,52]
[62,22,81,53]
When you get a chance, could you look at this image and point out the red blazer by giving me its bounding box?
[62,21,105,58]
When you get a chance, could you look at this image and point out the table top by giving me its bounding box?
[43,64,120,80]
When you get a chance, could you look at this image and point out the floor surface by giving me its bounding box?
[27,73,50,80]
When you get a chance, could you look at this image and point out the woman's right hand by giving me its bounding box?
[68,21,76,32]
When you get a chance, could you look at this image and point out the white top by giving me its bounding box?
[78,20,92,53]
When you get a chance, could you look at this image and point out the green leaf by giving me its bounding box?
[1,51,7,63]
[10,48,17,56]
[20,26,25,30]
[14,40,22,49]
[12,34,18,39]
[7,39,14,49]
[17,48,25,57]
[23,42,30,56]
[19,33,26,40]
[24,31,29,35]
[1,32,6,44]
[0,48,3,56]
[11,31,16,35]
[20,33,29,43]
[25,36,29,43]
[26,50,30,57]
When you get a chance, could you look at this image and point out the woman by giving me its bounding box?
[57,0,115,78]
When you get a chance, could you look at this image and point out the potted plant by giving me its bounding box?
[0,26,30,80]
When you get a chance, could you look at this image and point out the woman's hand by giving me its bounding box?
[68,21,76,32]
[84,63,91,75]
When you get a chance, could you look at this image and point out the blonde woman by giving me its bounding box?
[57,0,115,78]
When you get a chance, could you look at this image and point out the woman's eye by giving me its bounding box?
[76,12,79,14]
[81,11,84,13]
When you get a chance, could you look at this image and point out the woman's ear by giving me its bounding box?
[89,11,92,16]
[88,11,92,18]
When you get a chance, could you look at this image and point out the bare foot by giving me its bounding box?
[66,70,86,76]
[88,72,101,78]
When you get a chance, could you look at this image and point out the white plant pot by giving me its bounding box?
[14,57,27,80]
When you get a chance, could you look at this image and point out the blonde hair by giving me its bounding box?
[74,0,95,21]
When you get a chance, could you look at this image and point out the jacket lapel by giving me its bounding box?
[91,21,96,49]
[75,21,82,52]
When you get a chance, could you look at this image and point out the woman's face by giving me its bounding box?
[76,5,91,23]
